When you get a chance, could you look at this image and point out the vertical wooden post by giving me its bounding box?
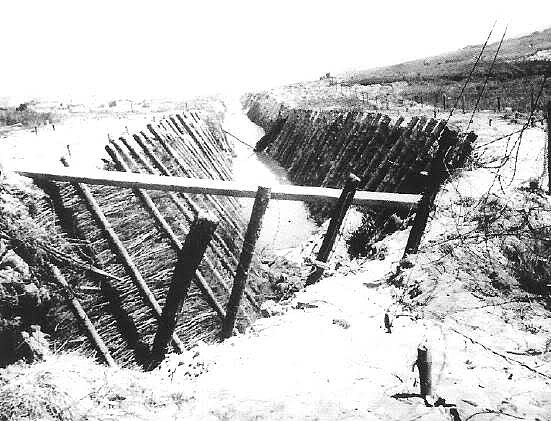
[149,213,218,368]
[547,101,551,194]
[417,345,433,399]
[306,173,360,286]
[497,96,501,112]
[442,94,446,110]
[403,130,454,257]
[222,186,271,339]
[49,264,117,368]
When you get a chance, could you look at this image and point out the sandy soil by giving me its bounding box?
[0,112,167,171]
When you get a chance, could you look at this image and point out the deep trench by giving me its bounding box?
[224,100,317,250]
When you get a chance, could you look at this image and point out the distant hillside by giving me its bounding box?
[347,27,551,84]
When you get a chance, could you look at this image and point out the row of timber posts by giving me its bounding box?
[422,94,509,114]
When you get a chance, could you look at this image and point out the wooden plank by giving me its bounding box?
[15,167,421,208]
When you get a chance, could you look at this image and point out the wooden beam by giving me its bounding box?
[15,167,421,208]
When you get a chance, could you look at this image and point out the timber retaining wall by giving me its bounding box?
[36,111,266,367]
[244,92,475,236]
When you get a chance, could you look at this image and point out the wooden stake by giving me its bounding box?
[403,129,455,257]
[222,186,271,338]
[149,213,218,368]
[60,157,185,353]
[48,263,117,368]
[416,345,433,399]
[306,173,360,286]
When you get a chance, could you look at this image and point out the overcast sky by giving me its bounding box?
[2,0,550,101]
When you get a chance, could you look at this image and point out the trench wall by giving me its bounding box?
[245,93,475,220]
[37,111,265,367]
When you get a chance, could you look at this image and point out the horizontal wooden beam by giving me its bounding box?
[14,166,421,208]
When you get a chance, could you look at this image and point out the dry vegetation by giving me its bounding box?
[0,107,55,128]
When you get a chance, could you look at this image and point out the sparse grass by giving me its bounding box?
[347,28,551,83]
[0,364,74,421]
[0,108,55,128]
[344,27,551,114]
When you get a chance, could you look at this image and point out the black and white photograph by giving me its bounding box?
[0,1,550,419]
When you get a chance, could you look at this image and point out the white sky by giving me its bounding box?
[1,0,550,101]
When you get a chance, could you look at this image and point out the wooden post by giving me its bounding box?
[48,263,117,368]
[149,213,218,368]
[417,345,433,399]
[59,157,185,353]
[222,186,271,339]
[306,173,360,286]
[497,96,501,112]
[403,130,454,257]
[547,101,551,194]
[442,94,446,110]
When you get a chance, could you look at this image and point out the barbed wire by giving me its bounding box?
[466,25,508,133]
[446,22,496,124]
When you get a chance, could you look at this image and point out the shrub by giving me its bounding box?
[0,108,54,128]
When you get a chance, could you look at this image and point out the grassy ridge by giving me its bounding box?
[347,28,551,84]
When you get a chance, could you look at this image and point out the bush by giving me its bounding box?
[0,108,54,128]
